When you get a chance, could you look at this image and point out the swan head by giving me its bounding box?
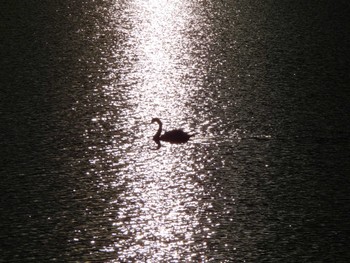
[151,118,161,124]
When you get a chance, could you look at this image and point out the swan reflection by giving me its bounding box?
[151,118,194,149]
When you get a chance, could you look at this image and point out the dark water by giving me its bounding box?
[1,1,350,262]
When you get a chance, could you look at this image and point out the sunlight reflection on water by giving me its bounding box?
[83,0,217,261]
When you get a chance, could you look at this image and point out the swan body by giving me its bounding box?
[151,118,194,146]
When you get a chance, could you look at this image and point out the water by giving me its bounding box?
[1,1,350,262]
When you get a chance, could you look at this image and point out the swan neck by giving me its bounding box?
[155,121,162,139]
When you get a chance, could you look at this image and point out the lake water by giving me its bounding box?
[1,1,350,262]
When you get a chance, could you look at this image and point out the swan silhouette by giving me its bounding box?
[151,118,194,149]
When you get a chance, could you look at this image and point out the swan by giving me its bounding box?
[151,118,194,148]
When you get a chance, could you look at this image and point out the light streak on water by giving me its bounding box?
[81,0,217,261]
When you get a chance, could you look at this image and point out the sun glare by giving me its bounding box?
[84,0,214,261]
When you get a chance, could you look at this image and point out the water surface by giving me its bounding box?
[1,0,350,262]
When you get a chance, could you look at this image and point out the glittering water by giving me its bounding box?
[1,1,350,262]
